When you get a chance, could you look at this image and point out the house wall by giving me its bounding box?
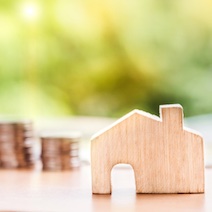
[91,110,204,194]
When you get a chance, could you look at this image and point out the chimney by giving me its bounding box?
[160,104,183,129]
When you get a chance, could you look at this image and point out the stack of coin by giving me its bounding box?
[41,132,81,171]
[15,121,35,167]
[0,120,35,169]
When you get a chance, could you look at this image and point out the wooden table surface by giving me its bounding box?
[0,165,211,212]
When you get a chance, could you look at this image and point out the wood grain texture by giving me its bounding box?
[91,104,204,194]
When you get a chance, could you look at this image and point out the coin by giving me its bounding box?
[0,120,35,169]
[40,132,81,171]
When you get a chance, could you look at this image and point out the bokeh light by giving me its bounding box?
[20,1,40,22]
[0,0,211,118]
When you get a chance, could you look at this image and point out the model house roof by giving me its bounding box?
[91,104,202,140]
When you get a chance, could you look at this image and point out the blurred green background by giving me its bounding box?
[0,0,212,118]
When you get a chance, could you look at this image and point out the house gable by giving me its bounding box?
[91,104,201,141]
[91,109,161,141]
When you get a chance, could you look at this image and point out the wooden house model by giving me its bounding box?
[91,104,204,194]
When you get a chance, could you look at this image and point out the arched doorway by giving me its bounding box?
[111,163,136,193]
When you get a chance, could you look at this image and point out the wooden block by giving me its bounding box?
[91,104,204,194]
